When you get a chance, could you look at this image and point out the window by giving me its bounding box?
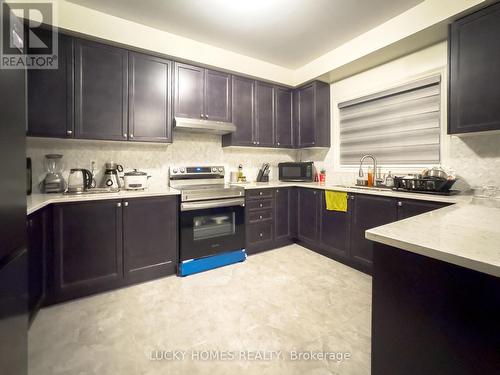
[338,75,441,166]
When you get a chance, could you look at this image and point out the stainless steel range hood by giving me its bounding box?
[174,117,236,135]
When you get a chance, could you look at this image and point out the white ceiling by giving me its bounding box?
[68,0,424,69]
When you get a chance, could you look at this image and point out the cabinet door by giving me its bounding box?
[128,53,172,142]
[27,209,46,322]
[349,194,397,270]
[174,63,205,119]
[275,87,293,148]
[28,32,74,138]
[449,2,500,134]
[52,200,123,302]
[397,199,449,220]
[274,188,290,241]
[297,188,319,243]
[223,75,255,146]
[123,197,178,283]
[319,192,349,259]
[255,82,274,147]
[297,83,316,147]
[74,39,128,140]
[205,69,231,122]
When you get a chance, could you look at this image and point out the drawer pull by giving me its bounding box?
[259,192,263,195]
[259,203,263,207]
[259,215,263,219]
[259,233,263,237]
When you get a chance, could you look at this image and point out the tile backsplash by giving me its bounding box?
[27,132,297,192]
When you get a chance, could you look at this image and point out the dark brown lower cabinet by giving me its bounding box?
[295,188,451,274]
[52,200,124,303]
[27,207,49,323]
[318,192,349,260]
[49,196,178,303]
[245,188,294,254]
[297,188,319,244]
[349,194,397,272]
[123,197,177,284]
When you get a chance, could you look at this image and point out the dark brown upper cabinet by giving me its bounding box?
[75,39,128,141]
[128,52,172,143]
[449,2,500,134]
[223,77,296,148]
[222,75,255,147]
[254,81,275,147]
[27,31,74,138]
[293,81,330,148]
[274,87,293,148]
[174,62,231,122]
[205,69,232,122]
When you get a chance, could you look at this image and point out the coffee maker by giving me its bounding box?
[41,154,65,193]
[101,162,123,189]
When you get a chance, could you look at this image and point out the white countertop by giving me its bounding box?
[366,202,500,277]
[232,181,471,204]
[27,188,180,215]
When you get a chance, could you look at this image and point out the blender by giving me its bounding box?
[41,154,66,193]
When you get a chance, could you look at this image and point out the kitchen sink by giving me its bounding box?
[330,184,392,192]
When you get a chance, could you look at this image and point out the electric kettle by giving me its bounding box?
[67,169,94,193]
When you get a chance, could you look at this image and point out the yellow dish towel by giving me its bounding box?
[325,191,348,212]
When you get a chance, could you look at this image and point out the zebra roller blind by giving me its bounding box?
[338,75,441,166]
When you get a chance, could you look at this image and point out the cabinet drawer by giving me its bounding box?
[246,189,273,200]
[248,209,273,223]
[247,222,273,244]
[247,198,273,211]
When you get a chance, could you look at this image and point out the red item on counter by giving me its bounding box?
[319,173,326,185]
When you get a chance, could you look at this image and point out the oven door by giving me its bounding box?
[180,198,246,261]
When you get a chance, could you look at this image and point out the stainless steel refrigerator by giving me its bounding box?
[0,3,28,373]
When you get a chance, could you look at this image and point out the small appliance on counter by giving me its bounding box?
[41,154,66,193]
[122,169,150,190]
[256,163,270,182]
[392,167,459,195]
[278,161,314,182]
[66,168,94,194]
[102,161,123,189]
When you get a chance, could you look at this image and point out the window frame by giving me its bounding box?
[333,67,447,174]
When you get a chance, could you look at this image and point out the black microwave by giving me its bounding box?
[278,162,314,182]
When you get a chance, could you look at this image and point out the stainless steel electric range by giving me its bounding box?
[169,166,246,262]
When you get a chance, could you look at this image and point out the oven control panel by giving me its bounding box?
[169,166,225,177]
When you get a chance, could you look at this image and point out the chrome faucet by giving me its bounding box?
[359,154,377,179]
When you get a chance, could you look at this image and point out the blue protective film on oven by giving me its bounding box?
[178,249,247,277]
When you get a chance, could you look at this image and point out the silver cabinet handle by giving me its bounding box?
[205,114,209,119]
[259,192,263,195]
[130,134,134,138]
[257,141,260,145]
[117,202,121,207]
[259,203,263,207]
[259,233,263,237]
[259,215,263,219]
[67,130,72,135]
[397,201,403,207]
[124,202,129,207]
[200,114,204,118]
[123,133,127,138]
